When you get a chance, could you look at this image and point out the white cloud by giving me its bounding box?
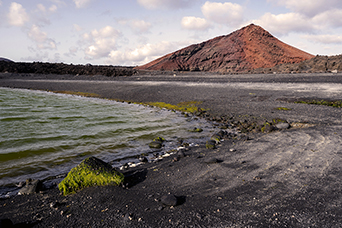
[7,2,29,27]
[28,24,57,50]
[118,19,152,34]
[304,34,342,44]
[252,12,314,36]
[181,16,211,31]
[73,0,93,8]
[108,40,193,65]
[80,26,121,59]
[49,5,58,12]
[0,1,2,7]
[37,4,46,12]
[137,0,194,10]
[312,9,342,28]
[271,0,342,17]
[73,24,83,32]
[201,1,243,26]
[64,46,79,57]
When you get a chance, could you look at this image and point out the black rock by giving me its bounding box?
[149,141,163,149]
[177,150,186,158]
[204,158,222,164]
[206,140,216,149]
[19,178,43,195]
[139,156,148,163]
[160,194,178,206]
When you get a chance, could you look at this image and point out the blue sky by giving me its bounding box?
[1,0,342,66]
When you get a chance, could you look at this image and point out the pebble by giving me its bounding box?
[276,122,290,130]
[139,156,148,163]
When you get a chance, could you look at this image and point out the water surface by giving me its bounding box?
[0,88,213,187]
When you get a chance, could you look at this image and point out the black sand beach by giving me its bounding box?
[1,72,342,227]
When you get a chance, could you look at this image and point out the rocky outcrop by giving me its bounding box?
[135,24,314,73]
[251,54,342,74]
[58,156,124,195]
[0,61,135,76]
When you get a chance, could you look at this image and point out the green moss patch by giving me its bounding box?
[295,99,342,108]
[274,107,292,111]
[141,101,203,114]
[58,156,124,195]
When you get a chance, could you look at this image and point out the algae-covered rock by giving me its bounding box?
[149,141,163,149]
[58,156,124,195]
[189,127,203,133]
[153,137,165,142]
[149,137,165,149]
[206,140,216,149]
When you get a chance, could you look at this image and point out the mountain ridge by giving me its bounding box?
[135,24,314,73]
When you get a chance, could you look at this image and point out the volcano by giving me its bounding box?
[135,24,314,73]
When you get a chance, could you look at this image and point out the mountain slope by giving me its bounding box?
[135,24,314,73]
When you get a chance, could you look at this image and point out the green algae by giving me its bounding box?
[295,99,342,108]
[189,127,203,133]
[142,101,203,114]
[58,157,124,195]
[275,107,292,111]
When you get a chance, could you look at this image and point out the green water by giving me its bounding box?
[0,88,213,187]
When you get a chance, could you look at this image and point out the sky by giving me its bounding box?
[1,0,342,66]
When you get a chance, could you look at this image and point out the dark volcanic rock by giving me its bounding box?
[252,54,342,74]
[160,194,178,206]
[18,179,43,195]
[135,24,314,73]
[0,61,135,76]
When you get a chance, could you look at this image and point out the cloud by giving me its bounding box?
[7,2,30,27]
[253,6,342,36]
[80,26,121,59]
[137,0,194,10]
[304,34,342,44]
[28,24,57,50]
[49,0,66,7]
[270,0,342,17]
[108,40,193,65]
[312,9,342,28]
[181,16,211,31]
[73,0,93,8]
[73,24,83,32]
[201,1,243,26]
[118,19,152,34]
[64,46,79,57]
[0,1,3,7]
[252,12,315,36]
[49,5,58,12]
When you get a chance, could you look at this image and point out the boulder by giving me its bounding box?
[18,178,43,195]
[149,141,163,149]
[160,194,178,206]
[206,140,216,149]
[58,156,124,195]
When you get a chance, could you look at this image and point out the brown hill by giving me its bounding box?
[135,24,314,73]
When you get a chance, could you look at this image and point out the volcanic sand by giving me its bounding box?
[1,72,342,227]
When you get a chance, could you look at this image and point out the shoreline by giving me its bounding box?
[0,87,217,192]
[1,72,342,227]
